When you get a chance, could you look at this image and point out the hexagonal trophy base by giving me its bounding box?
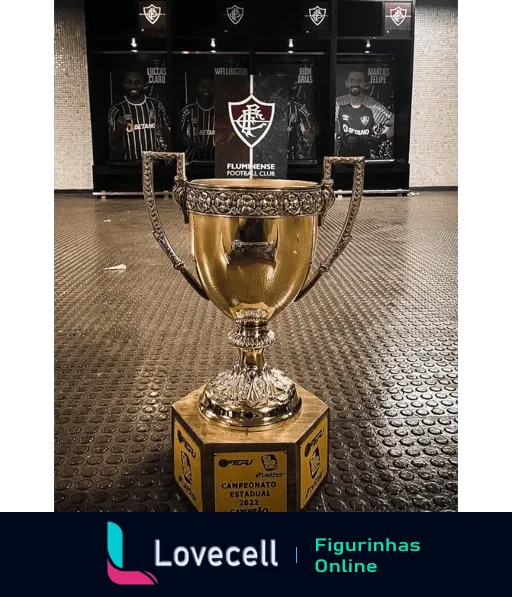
[171,385,329,512]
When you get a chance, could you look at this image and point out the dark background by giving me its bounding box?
[83,0,416,193]
[7,514,507,595]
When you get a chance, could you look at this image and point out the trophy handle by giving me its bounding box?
[142,151,209,301]
[295,155,365,302]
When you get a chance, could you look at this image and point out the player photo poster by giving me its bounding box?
[107,55,170,162]
[214,74,291,178]
[335,61,395,160]
[177,56,248,164]
[257,58,321,164]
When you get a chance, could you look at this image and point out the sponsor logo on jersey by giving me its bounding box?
[133,122,156,131]
[343,124,369,135]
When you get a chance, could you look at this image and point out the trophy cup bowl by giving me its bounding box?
[142,152,365,428]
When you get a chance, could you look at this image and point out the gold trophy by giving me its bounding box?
[142,152,364,512]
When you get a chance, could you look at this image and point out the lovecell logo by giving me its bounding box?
[107,521,278,584]
[107,522,158,585]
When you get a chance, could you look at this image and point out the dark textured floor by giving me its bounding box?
[54,192,458,512]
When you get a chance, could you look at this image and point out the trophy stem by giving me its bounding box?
[198,310,302,427]
[237,346,266,372]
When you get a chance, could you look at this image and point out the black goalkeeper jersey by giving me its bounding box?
[336,103,375,158]
[108,96,169,160]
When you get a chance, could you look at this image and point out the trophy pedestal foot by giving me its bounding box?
[172,385,329,512]
[199,366,302,428]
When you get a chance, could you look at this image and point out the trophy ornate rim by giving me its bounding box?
[188,178,321,190]
[184,180,328,217]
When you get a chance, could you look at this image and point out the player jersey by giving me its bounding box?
[335,94,392,127]
[180,101,215,161]
[287,101,317,161]
[336,103,375,157]
[108,96,169,160]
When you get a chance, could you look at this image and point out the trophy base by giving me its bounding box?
[199,366,302,428]
[172,385,329,512]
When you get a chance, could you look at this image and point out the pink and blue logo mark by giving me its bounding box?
[107,522,158,585]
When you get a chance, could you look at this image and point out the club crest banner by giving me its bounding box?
[214,75,290,179]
